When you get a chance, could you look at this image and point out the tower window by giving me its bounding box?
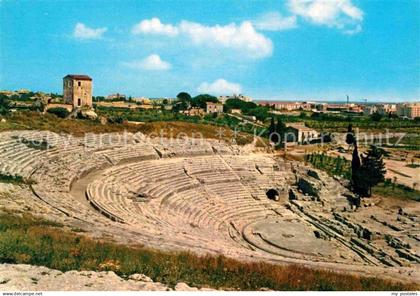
[78,81,81,87]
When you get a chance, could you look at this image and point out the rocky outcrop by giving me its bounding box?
[297,176,321,198]
[307,169,321,180]
[80,109,98,120]
[0,264,214,291]
[288,188,298,200]
[385,235,411,249]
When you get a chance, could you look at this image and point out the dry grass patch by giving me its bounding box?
[0,112,254,145]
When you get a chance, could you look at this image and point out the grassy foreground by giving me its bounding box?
[0,213,416,291]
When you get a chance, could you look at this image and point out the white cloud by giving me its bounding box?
[197,79,242,95]
[131,18,273,58]
[131,17,179,36]
[179,21,272,58]
[73,23,107,40]
[254,12,297,31]
[287,0,363,32]
[122,54,171,71]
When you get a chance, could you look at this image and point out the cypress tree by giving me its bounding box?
[276,118,286,142]
[346,123,356,146]
[351,142,367,196]
[269,117,276,135]
[268,117,279,145]
[351,143,361,172]
[360,145,387,196]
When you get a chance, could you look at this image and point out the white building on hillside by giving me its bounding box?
[206,102,223,114]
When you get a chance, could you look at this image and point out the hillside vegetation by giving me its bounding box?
[0,111,254,145]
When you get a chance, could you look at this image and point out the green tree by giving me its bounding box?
[0,94,10,115]
[176,92,192,102]
[359,145,387,196]
[47,107,70,118]
[350,143,367,196]
[224,98,257,113]
[345,123,356,145]
[268,117,279,144]
[276,117,286,142]
[175,92,192,111]
[191,94,218,109]
[370,112,383,122]
[245,106,269,121]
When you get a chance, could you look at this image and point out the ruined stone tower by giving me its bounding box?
[63,74,92,109]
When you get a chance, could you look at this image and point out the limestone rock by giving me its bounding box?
[129,274,153,282]
[0,264,168,291]
[80,109,98,120]
[174,282,199,291]
[0,264,216,291]
[99,116,107,125]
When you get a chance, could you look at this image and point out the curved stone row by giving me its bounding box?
[1,130,418,281]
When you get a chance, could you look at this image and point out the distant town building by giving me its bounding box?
[206,102,223,114]
[346,105,363,113]
[63,74,92,109]
[183,107,205,117]
[106,93,126,100]
[376,104,396,115]
[218,96,229,104]
[153,98,175,105]
[218,94,253,104]
[326,104,348,112]
[259,101,312,111]
[131,97,151,104]
[315,103,328,112]
[363,105,377,115]
[230,108,242,115]
[285,123,319,144]
[234,94,253,102]
[396,103,420,119]
[275,102,302,111]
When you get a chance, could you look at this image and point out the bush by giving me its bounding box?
[370,112,383,122]
[0,95,10,115]
[47,107,70,118]
[0,173,35,185]
[108,116,124,124]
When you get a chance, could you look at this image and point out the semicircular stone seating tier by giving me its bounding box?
[1,130,403,269]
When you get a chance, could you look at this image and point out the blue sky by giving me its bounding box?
[0,0,419,102]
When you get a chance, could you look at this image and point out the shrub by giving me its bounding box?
[0,95,10,115]
[0,173,35,185]
[47,107,70,118]
[108,116,124,124]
